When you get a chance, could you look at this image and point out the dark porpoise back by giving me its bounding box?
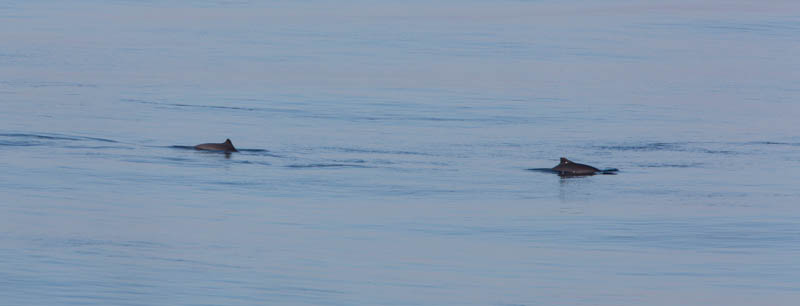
[194,139,238,152]
[551,157,600,175]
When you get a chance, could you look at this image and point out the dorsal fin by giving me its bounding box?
[560,157,570,164]
[224,139,232,145]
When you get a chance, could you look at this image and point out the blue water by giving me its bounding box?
[2,1,800,305]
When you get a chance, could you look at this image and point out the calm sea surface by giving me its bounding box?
[2,1,799,305]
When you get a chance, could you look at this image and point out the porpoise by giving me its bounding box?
[194,139,238,152]
[551,157,601,175]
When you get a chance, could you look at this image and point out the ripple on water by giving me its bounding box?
[286,163,373,169]
[638,162,705,168]
[321,146,434,156]
[0,132,120,148]
[595,142,740,155]
[121,99,305,114]
[746,141,800,147]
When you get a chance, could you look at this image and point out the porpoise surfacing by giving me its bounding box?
[194,139,238,152]
[552,157,600,175]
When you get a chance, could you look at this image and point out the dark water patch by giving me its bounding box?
[377,188,461,197]
[135,255,245,270]
[746,141,800,146]
[526,168,559,174]
[0,140,39,147]
[597,142,683,152]
[61,145,133,150]
[238,149,284,158]
[229,160,272,166]
[322,146,434,156]
[698,21,800,37]
[697,148,738,155]
[0,81,98,88]
[0,133,118,147]
[0,52,27,59]
[123,98,259,111]
[122,99,304,115]
[0,133,115,142]
[565,48,646,61]
[598,220,800,250]
[32,237,164,249]
[158,156,194,162]
[385,222,557,239]
[371,159,396,165]
[287,163,372,169]
[208,181,264,187]
[281,286,347,295]
[401,218,800,251]
[597,142,740,155]
[332,159,367,164]
[639,162,704,168]
[168,145,196,150]
[119,155,225,168]
[249,152,285,158]
[352,115,515,124]
[0,14,29,19]
[716,284,800,292]
[638,20,800,38]
[126,99,519,124]
[225,285,348,304]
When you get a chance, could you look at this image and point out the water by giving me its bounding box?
[2,1,799,305]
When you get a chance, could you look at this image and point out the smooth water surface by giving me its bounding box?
[2,1,800,305]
